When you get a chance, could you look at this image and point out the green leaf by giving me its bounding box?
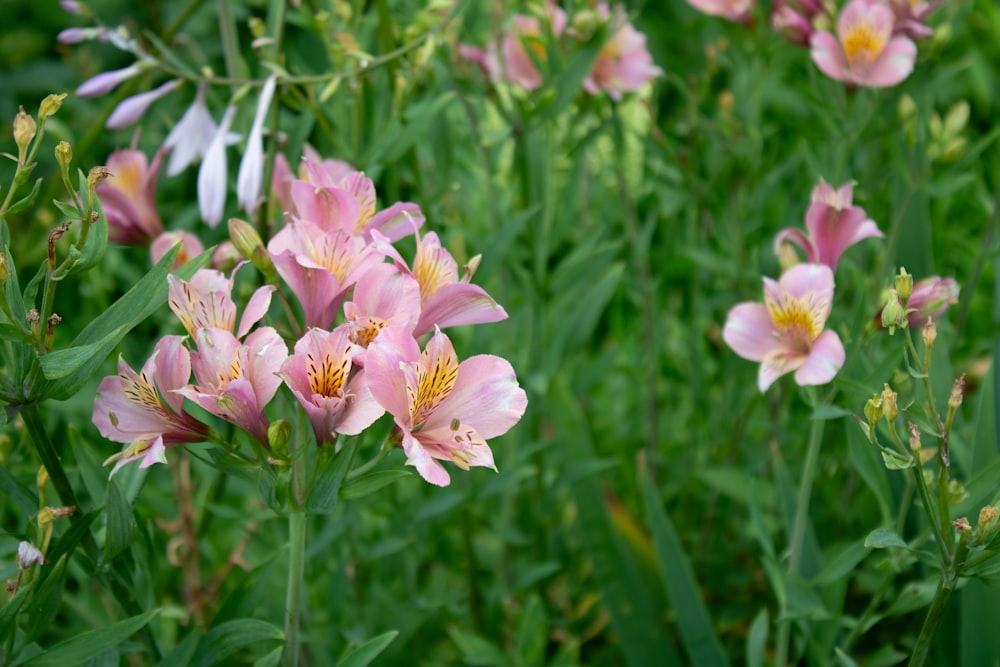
[39,326,127,379]
[448,628,507,667]
[157,630,200,667]
[104,477,138,563]
[335,630,399,667]
[252,647,283,667]
[515,596,547,664]
[307,438,358,514]
[5,177,42,216]
[864,528,908,550]
[0,580,32,648]
[811,404,852,420]
[812,540,870,586]
[16,608,160,666]
[339,470,410,500]
[746,608,768,667]
[191,619,284,667]
[23,555,67,643]
[639,463,730,667]
[60,189,109,279]
[880,448,914,470]
[0,465,38,515]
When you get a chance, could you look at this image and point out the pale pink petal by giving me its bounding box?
[290,182,360,233]
[864,36,917,87]
[138,435,168,468]
[76,64,142,98]
[401,430,451,486]
[415,283,508,336]
[773,228,817,263]
[106,80,179,130]
[425,354,528,440]
[364,203,425,242]
[365,326,421,423]
[335,372,385,436]
[722,303,781,362]
[243,326,287,407]
[151,335,193,414]
[778,263,835,308]
[237,285,276,338]
[810,32,851,83]
[794,329,845,386]
[759,349,807,392]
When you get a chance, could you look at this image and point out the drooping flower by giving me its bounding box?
[177,327,287,446]
[810,0,917,88]
[582,4,662,99]
[723,263,845,392]
[773,180,883,272]
[198,105,238,227]
[164,83,238,177]
[374,225,507,336]
[685,0,754,23]
[75,64,143,97]
[167,264,274,340]
[93,336,210,474]
[278,326,385,446]
[106,79,180,130]
[366,327,528,487]
[237,75,277,215]
[150,230,204,268]
[96,148,166,245]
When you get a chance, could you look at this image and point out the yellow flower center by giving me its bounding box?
[410,350,458,426]
[306,351,349,397]
[767,295,821,349]
[842,25,887,66]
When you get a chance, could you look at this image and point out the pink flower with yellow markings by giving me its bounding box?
[685,0,754,23]
[278,326,384,446]
[810,0,917,88]
[93,336,209,474]
[366,327,527,487]
[723,263,845,392]
[167,264,274,340]
[97,148,166,245]
[583,4,662,99]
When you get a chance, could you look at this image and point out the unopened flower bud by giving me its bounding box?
[776,241,799,273]
[0,253,9,282]
[881,289,907,335]
[268,419,291,456]
[13,107,36,157]
[922,319,937,348]
[36,465,48,493]
[461,254,482,283]
[953,517,971,533]
[908,422,921,452]
[38,93,67,122]
[979,505,998,532]
[55,141,72,168]
[949,374,965,410]
[16,541,44,569]
[895,267,913,302]
[228,218,278,282]
[881,384,898,422]
[864,395,883,427]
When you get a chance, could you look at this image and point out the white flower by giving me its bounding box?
[106,79,179,130]
[236,75,278,214]
[198,105,238,227]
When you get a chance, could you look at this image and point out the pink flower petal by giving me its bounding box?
[722,302,781,362]
[425,354,528,440]
[794,329,845,386]
[810,31,851,83]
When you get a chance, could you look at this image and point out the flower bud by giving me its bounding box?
[949,374,965,410]
[228,218,277,282]
[268,419,291,456]
[864,395,882,427]
[13,107,36,157]
[895,267,913,302]
[979,505,997,532]
[908,422,921,452]
[953,517,971,533]
[881,384,898,422]
[16,541,45,569]
[776,241,799,273]
[881,289,907,335]
[87,166,112,191]
[38,93,67,122]
[0,253,9,282]
[922,319,937,348]
[55,141,72,168]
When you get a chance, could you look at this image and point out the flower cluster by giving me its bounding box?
[93,146,527,487]
[460,2,661,100]
[686,0,947,89]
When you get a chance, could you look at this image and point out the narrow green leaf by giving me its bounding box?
[515,596,547,664]
[104,477,138,563]
[307,438,358,514]
[833,647,862,667]
[339,470,410,500]
[0,578,34,646]
[864,528,908,549]
[191,619,284,667]
[0,466,38,515]
[5,178,42,216]
[811,405,852,420]
[880,448,914,470]
[60,191,109,278]
[640,464,730,667]
[23,555,67,643]
[39,326,127,379]
[746,608,768,667]
[17,608,160,666]
[157,630,200,667]
[336,630,399,667]
[252,646,283,667]
[812,540,870,586]
[448,628,506,667]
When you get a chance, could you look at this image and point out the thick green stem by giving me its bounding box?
[775,407,826,667]
[283,511,307,667]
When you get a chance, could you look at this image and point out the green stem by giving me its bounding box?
[283,511,307,667]
[907,575,955,667]
[216,0,241,88]
[775,403,826,667]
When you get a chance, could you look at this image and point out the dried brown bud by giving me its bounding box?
[26,309,40,324]
[908,422,921,452]
[881,384,899,422]
[922,319,937,348]
[86,166,112,191]
[949,374,966,410]
[953,517,971,533]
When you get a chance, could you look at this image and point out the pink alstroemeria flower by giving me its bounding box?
[272,147,354,215]
[97,148,166,245]
[150,230,204,269]
[685,0,754,23]
[467,4,568,90]
[810,0,917,88]
[167,264,274,340]
[268,221,380,330]
[178,327,287,445]
[774,180,883,272]
[723,263,846,392]
[366,327,528,487]
[278,326,385,446]
[93,336,209,474]
[343,261,422,347]
[583,4,662,100]
[888,0,947,39]
[374,225,507,336]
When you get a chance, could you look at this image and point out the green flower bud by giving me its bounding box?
[895,267,913,302]
[881,289,907,335]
